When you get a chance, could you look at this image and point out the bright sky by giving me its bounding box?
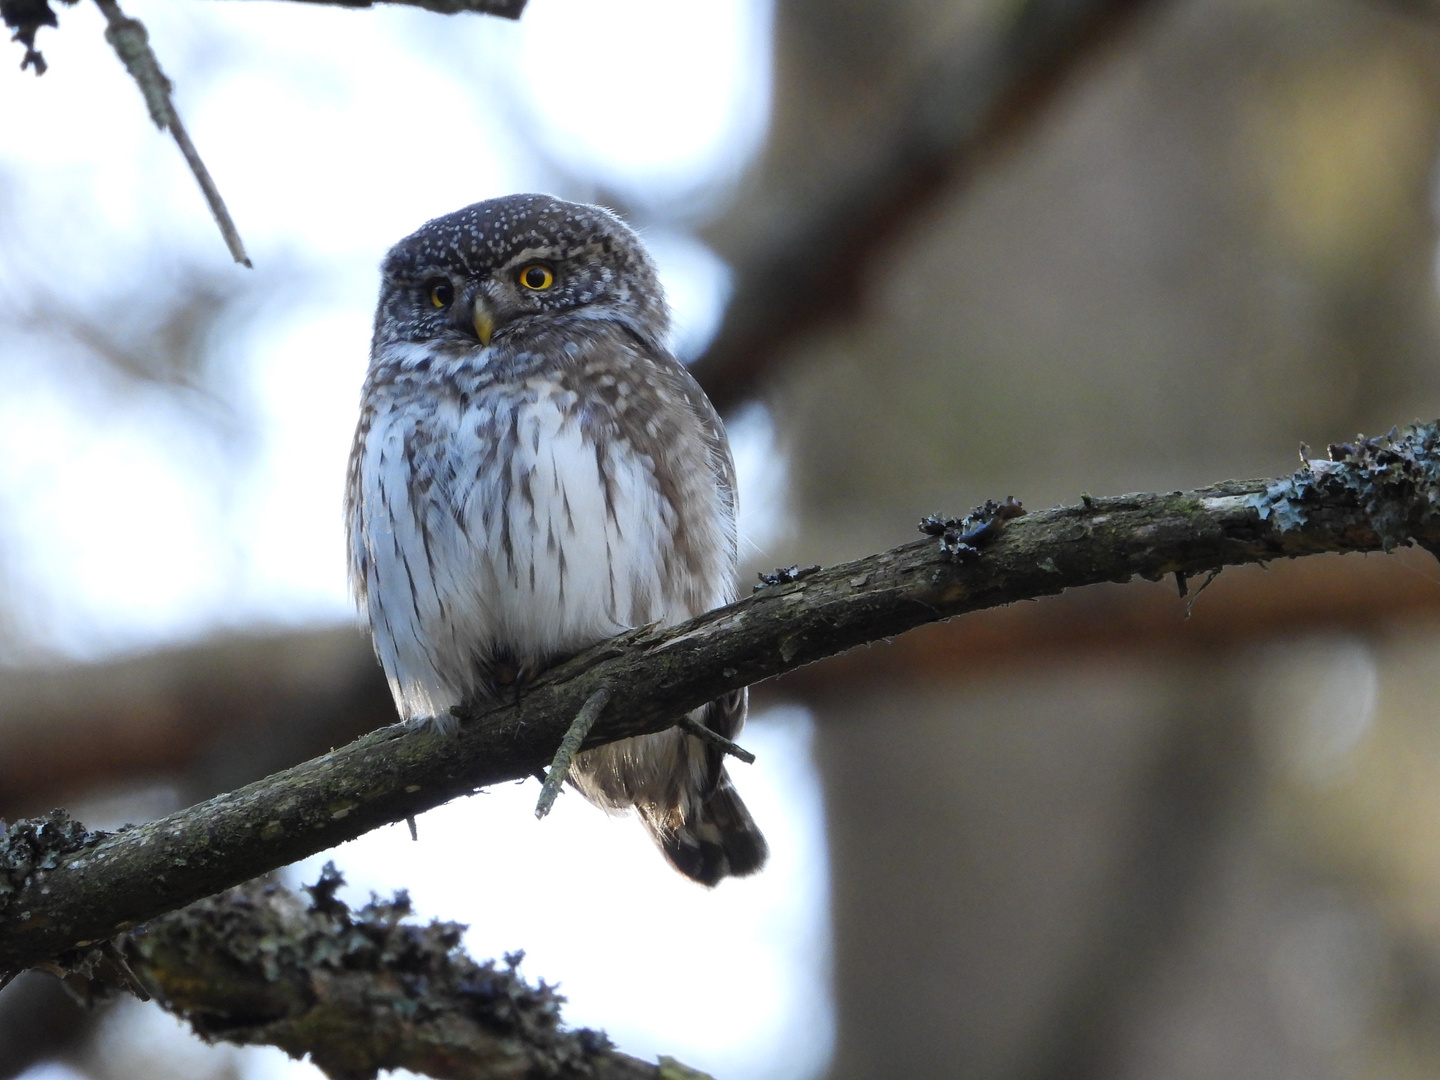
[0,1,829,1077]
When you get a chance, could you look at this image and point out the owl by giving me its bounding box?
[346,194,768,886]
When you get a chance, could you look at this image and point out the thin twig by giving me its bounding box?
[535,686,611,819]
[92,0,251,267]
[678,715,757,765]
[1183,568,1222,620]
[164,111,252,268]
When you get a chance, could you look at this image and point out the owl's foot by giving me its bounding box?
[484,651,527,705]
[534,686,612,820]
[678,714,756,765]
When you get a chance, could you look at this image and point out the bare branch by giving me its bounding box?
[116,865,700,1080]
[0,628,390,820]
[92,0,251,267]
[2,422,1439,977]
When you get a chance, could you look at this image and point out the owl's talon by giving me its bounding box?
[678,715,757,765]
[535,686,612,820]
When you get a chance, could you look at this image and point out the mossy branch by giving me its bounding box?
[3,423,1440,983]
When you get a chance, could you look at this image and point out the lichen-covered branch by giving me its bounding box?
[115,864,702,1080]
[3,423,1440,979]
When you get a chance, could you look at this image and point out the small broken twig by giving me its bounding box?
[1183,568,1222,619]
[93,0,251,268]
[678,715,757,765]
[534,686,611,819]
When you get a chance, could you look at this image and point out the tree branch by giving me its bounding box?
[114,864,705,1080]
[93,0,252,265]
[3,422,1439,978]
[6,0,527,265]
[692,0,1158,412]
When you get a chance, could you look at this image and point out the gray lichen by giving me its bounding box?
[0,809,100,912]
[122,864,669,1080]
[919,497,1027,559]
[1244,422,1440,550]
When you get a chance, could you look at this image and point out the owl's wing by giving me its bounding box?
[651,353,741,591]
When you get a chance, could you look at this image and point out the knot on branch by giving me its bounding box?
[920,497,1026,559]
[125,865,618,1080]
[1246,422,1440,550]
[98,1,175,130]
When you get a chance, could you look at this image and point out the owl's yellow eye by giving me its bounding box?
[428,280,454,308]
[518,264,554,291]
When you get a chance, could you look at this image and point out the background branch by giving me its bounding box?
[691,0,1158,412]
[2,423,1438,978]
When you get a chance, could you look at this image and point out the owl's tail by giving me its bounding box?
[646,772,769,887]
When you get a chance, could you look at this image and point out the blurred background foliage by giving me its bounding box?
[7,0,1440,1078]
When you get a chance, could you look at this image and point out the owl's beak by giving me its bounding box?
[472,298,495,347]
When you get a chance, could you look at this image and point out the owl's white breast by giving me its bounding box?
[464,383,679,650]
[353,380,719,723]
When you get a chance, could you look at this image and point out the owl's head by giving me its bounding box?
[372,194,669,357]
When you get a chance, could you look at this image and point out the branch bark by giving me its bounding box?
[2,423,1438,978]
[95,0,251,267]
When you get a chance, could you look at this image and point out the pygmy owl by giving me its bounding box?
[346,194,768,885]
